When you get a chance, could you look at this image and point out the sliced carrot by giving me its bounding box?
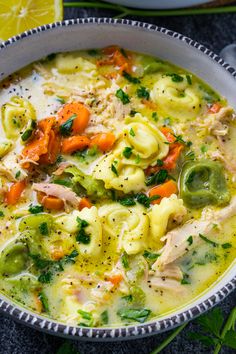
[160,126,176,143]
[58,102,90,134]
[162,143,184,170]
[22,117,56,167]
[141,99,158,110]
[209,102,221,114]
[61,135,90,154]
[38,192,64,210]
[97,46,132,73]
[107,274,123,286]
[5,180,26,205]
[39,129,61,165]
[51,248,65,261]
[79,197,93,211]
[90,132,116,152]
[148,180,178,205]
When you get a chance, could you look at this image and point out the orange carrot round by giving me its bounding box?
[38,192,64,210]
[90,132,116,152]
[160,126,176,143]
[148,180,178,205]
[107,274,123,286]
[58,102,90,134]
[61,136,90,154]
[79,197,93,211]
[5,180,26,205]
[209,102,221,114]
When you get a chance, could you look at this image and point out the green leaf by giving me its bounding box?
[123,146,133,159]
[222,243,232,249]
[187,236,193,246]
[123,71,141,84]
[117,308,151,323]
[53,179,72,187]
[78,309,92,321]
[116,88,130,104]
[136,86,150,100]
[186,74,192,85]
[152,112,158,122]
[156,159,164,167]
[119,196,136,206]
[166,73,184,82]
[28,205,44,214]
[100,310,109,325]
[0,211,4,217]
[59,114,77,136]
[181,273,191,285]
[223,329,236,349]
[130,109,138,117]
[38,291,49,313]
[199,234,218,247]
[143,250,160,261]
[76,217,89,228]
[129,127,135,137]
[39,222,49,236]
[188,332,218,347]
[145,169,168,186]
[121,253,129,269]
[76,228,90,244]
[196,307,224,337]
[38,271,52,284]
[111,162,118,176]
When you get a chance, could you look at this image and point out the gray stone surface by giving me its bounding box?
[0,1,236,353]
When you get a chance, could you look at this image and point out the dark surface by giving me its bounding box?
[0,1,236,353]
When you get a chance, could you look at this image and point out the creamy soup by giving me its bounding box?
[0,47,235,327]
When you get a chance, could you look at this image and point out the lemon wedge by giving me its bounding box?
[0,0,63,41]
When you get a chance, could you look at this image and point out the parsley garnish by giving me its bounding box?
[117,308,151,323]
[56,96,65,104]
[136,86,150,100]
[181,273,191,285]
[129,127,135,136]
[167,73,184,82]
[123,71,141,84]
[123,146,133,159]
[130,109,138,117]
[222,243,232,249]
[201,145,208,153]
[15,171,21,179]
[157,159,164,167]
[28,205,44,214]
[0,211,4,217]
[76,217,90,244]
[121,253,129,269]
[111,162,118,176]
[186,74,192,85]
[39,222,49,236]
[38,291,49,312]
[187,235,193,246]
[135,154,141,164]
[100,310,109,325]
[199,233,218,247]
[116,88,130,104]
[145,169,169,186]
[59,114,77,136]
[152,112,158,122]
[119,196,136,206]
[143,250,160,261]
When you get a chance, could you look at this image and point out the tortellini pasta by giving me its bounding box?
[93,152,145,193]
[99,203,149,255]
[121,114,169,168]
[148,195,187,247]
[1,97,36,140]
[151,75,200,120]
[0,138,13,158]
[56,54,97,74]
[55,207,102,257]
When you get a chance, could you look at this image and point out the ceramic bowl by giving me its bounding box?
[105,0,213,9]
[0,18,235,341]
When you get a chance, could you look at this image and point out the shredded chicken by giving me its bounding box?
[153,197,236,269]
[148,264,185,293]
[53,162,72,176]
[32,183,81,209]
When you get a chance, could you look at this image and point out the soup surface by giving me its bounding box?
[0,47,235,327]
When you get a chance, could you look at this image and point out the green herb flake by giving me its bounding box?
[123,146,133,159]
[135,154,141,164]
[116,88,130,104]
[157,159,164,167]
[117,308,151,323]
[130,109,138,117]
[39,291,49,312]
[145,169,168,186]
[123,71,141,84]
[181,273,191,285]
[199,233,218,247]
[136,86,150,100]
[15,171,21,179]
[53,179,72,187]
[152,112,158,122]
[100,310,109,325]
[56,96,65,104]
[111,162,118,176]
[88,49,99,56]
[186,74,192,85]
[78,309,92,321]
[59,114,77,136]
[39,222,49,236]
[76,217,90,245]
[122,294,133,302]
[38,271,52,284]
[201,145,208,153]
[167,73,184,82]
[222,243,232,249]
[121,253,129,269]
[119,196,136,206]
[21,128,34,142]
[129,127,135,137]
[0,211,4,217]
[28,205,44,214]
[187,236,193,246]
[143,250,160,261]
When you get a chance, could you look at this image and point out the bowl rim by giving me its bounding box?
[0,17,236,341]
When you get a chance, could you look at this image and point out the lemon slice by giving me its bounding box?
[0,0,63,41]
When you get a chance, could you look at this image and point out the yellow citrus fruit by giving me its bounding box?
[0,0,63,41]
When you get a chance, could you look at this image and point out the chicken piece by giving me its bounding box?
[148,264,185,293]
[32,183,81,209]
[0,152,28,182]
[153,197,236,269]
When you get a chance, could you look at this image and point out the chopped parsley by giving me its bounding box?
[135,154,141,164]
[59,114,77,136]
[38,291,49,312]
[15,171,21,179]
[0,211,4,217]
[119,196,136,206]
[117,308,151,323]
[129,127,135,137]
[39,222,49,236]
[222,243,232,249]
[111,162,119,176]
[157,159,164,167]
[167,73,184,82]
[152,112,158,122]
[186,74,192,85]
[145,169,169,186]
[136,86,150,100]
[143,250,160,261]
[200,145,208,153]
[123,71,141,84]
[123,146,133,159]
[187,236,193,246]
[130,109,138,117]
[199,234,218,247]
[78,310,93,327]
[121,253,129,269]
[119,193,160,208]
[56,96,65,104]
[181,273,191,285]
[53,179,72,187]
[116,88,130,104]
[76,217,90,244]
[100,310,109,325]
[28,205,44,214]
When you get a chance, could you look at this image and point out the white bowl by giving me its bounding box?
[0,18,235,341]
[105,0,213,9]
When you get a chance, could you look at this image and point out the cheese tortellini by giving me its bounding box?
[1,97,36,140]
[148,195,187,246]
[93,152,145,193]
[99,203,149,255]
[151,75,200,120]
[121,114,169,168]
[56,54,97,74]
[55,207,102,257]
